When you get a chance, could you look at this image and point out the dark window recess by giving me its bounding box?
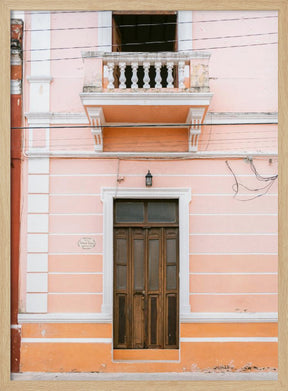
[112,13,178,88]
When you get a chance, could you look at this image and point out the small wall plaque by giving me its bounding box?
[78,237,96,249]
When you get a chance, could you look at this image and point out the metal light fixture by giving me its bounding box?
[145,170,153,187]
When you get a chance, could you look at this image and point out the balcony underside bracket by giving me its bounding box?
[87,107,105,151]
[186,108,206,152]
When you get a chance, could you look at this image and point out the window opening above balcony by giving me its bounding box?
[112,12,178,88]
[112,12,178,53]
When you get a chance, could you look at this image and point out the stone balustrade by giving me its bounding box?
[82,51,210,92]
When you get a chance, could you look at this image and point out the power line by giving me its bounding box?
[17,129,278,144]
[12,122,278,130]
[25,42,278,62]
[225,159,277,201]
[23,32,278,52]
[23,15,277,32]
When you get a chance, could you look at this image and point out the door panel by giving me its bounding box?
[113,202,179,350]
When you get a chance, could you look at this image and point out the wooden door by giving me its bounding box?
[113,200,179,349]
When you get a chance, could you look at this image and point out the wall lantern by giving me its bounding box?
[145,170,153,187]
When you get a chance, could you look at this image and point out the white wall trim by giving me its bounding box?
[97,11,112,52]
[178,11,193,51]
[26,273,48,293]
[80,92,213,106]
[21,338,112,343]
[27,234,49,253]
[28,175,49,193]
[180,312,278,323]
[18,312,278,324]
[27,75,53,83]
[25,112,89,124]
[27,254,48,272]
[27,214,49,233]
[26,293,48,313]
[29,12,51,114]
[28,194,49,213]
[180,337,278,343]
[26,150,278,159]
[18,313,112,323]
[28,158,50,174]
[101,187,191,319]
[24,111,278,125]
[205,112,278,124]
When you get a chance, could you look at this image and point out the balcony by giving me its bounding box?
[80,51,213,153]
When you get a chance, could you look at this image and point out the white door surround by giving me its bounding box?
[101,187,192,321]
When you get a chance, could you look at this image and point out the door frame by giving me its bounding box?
[101,188,191,324]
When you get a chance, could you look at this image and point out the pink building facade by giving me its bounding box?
[15,10,278,372]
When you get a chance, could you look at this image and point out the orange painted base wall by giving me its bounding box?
[20,323,277,373]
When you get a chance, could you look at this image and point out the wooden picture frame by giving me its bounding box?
[1,0,286,390]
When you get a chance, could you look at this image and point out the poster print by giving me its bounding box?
[3,2,286,389]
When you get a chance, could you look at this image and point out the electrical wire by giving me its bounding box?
[23,15,277,32]
[225,160,278,201]
[25,41,278,62]
[23,139,277,150]
[20,136,278,145]
[11,122,279,130]
[23,32,278,52]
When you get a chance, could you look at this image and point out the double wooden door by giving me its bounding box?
[113,200,179,349]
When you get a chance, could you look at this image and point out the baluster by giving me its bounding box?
[155,61,162,88]
[131,62,138,89]
[166,61,174,88]
[178,61,185,89]
[107,62,115,89]
[143,61,150,89]
[119,62,126,89]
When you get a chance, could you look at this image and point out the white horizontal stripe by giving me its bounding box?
[50,193,101,196]
[189,254,278,257]
[48,253,103,255]
[49,193,277,197]
[48,292,102,295]
[190,272,277,275]
[18,313,112,323]
[49,233,102,236]
[50,213,103,216]
[50,173,274,178]
[18,312,278,324]
[48,272,103,275]
[189,233,277,236]
[22,338,112,344]
[180,337,277,343]
[27,151,278,159]
[189,292,277,295]
[181,312,278,323]
[192,193,277,197]
[189,213,278,216]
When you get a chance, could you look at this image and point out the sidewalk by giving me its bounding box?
[11,371,278,381]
